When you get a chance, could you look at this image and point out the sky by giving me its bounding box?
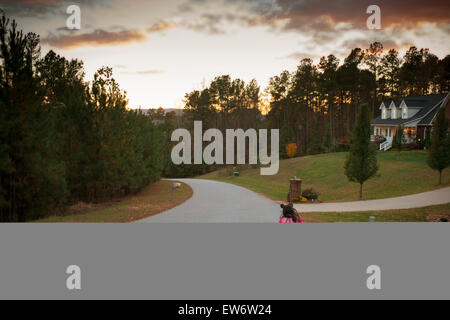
[1,0,449,109]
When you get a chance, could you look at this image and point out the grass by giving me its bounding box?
[36,180,193,223]
[198,151,449,202]
[302,203,450,223]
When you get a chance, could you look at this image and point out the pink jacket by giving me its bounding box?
[279,217,303,223]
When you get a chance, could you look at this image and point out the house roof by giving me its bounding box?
[418,104,441,126]
[371,94,448,126]
[371,118,406,125]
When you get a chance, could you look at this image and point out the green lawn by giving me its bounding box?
[198,151,449,202]
[302,203,450,223]
[36,180,193,223]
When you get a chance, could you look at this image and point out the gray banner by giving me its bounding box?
[0,224,449,300]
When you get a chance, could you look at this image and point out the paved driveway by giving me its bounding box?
[294,187,450,213]
[138,179,450,222]
[138,179,281,223]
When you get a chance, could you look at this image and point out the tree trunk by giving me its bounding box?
[439,170,442,185]
[360,183,363,200]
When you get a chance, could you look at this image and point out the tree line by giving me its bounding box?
[181,42,449,161]
[0,16,166,222]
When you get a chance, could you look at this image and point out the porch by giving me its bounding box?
[371,125,417,144]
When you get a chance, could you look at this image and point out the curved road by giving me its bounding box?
[138,179,450,222]
[138,179,281,223]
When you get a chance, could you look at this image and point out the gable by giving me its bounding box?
[389,102,398,119]
[380,103,388,119]
[400,101,408,119]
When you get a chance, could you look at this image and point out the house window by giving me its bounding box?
[403,108,407,119]
[382,108,387,119]
[391,108,397,119]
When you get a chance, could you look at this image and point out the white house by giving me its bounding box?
[371,93,450,151]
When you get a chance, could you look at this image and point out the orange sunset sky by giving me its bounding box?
[1,0,449,109]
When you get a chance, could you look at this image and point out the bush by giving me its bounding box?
[374,135,386,144]
[219,166,235,177]
[333,138,350,152]
[286,143,298,158]
[404,142,419,150]
[286,193,303,203]
[302,188,320,200]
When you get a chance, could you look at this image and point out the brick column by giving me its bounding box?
[289,179,302,203]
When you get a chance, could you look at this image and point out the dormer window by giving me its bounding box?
[400,100,408,119]
[388,101,397,119]
[380,103,387,119]
[391,107,397,119]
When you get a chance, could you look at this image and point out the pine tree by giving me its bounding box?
[427,107,450,185]
[310,119,324,155]
[324,126,333,153]
[392,125,406,153]
[345,103,379,199]
[0,16,67,221]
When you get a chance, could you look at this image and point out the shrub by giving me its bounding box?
[334,138,350,152]
[392,126,406,151]
[286,143,298,158]
[219,166,235,177]
[302,188,320,200]
[287,193,303,203]
[374,135,386,144]
[404,142,419,150]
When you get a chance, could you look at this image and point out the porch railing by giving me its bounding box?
[379,137,393,151]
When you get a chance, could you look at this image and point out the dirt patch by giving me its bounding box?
[63,198,123,216]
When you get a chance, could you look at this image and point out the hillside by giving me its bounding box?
[198,152,449,202]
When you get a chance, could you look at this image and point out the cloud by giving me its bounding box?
[339,38,413,53]
[42,19,178,49]
[42,29,147,49]
[183,11,279,35]
[146,20,178,34]
[178,0,449,34]
[258,0,450,31]
[0,0,112,17]
[185,13,229,34]
[286,51,320,62]
[285,52,308,60]
[121,70,165,75]
[178,2,194,13]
